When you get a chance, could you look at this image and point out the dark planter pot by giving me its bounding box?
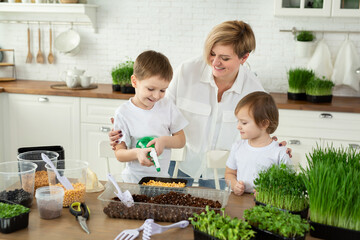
[0,199,30,234]
[287,92,306,101]
[251,226,305,240]
[193,227,220,240]
[306,94,332,103]
[254,199,309,219]
[309,220,360,240]
[120,85,135,94]
[112,84,121,92]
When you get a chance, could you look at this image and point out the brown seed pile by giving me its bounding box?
[103,191,221,222]
[35,170,49,190]
[53,182,86,207]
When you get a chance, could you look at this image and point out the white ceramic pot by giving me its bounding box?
[295,41,314,58]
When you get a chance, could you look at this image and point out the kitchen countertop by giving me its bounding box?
[0,191,319,240]
[1,80,360,113]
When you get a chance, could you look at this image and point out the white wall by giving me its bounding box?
[1,0,360,96]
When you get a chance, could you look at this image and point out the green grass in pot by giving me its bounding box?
[111,59,134,86]
[301,145,360,231]
[244,205,310,238]
[288,68,314,94]
[189,206,255,240]
[297,31,315,42]
[0,202,29,218]
[305,76,334,96]
[254,164,308,212]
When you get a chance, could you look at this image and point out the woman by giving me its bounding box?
[109,20,290,185]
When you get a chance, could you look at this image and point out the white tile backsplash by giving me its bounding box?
[0,0,360,96]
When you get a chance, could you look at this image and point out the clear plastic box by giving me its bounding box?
[98,175,230,222]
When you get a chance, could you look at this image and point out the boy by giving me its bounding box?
[225,91,291,195]
[113,50,188,183]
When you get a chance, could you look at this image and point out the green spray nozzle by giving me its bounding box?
[136,136,161,172]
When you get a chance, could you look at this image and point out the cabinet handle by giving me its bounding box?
[38,97,49,102]
[100,126,111,132]
[289,140,301,145]
[349,144,360,149]
[319,113,333,119]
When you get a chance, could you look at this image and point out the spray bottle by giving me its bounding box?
[136,136,161,172]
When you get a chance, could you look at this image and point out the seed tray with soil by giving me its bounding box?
[0,189,33,208]
[99,182,230,222]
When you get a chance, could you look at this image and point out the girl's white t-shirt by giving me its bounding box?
[226,139,292,192]
[114,97,188,183]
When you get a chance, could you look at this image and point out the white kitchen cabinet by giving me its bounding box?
[274,109,360,171]
[332,0,360,17]
[0,93,5,163]
[274,0,332,17]
[80,97,126,180]
[5,93,80,163]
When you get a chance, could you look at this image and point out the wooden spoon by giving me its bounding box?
[36,27,44,64]
[48,26,54,64]
[26,27,32,63]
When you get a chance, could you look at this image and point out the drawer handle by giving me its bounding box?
[38,97,49,102]
[349,144,360,149]
[319,113,333,119]
[100,126,111,132]
[289,140,301,145]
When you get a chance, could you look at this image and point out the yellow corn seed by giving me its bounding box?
[142,180,185,188]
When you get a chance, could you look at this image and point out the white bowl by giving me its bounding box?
[54,29,81,55]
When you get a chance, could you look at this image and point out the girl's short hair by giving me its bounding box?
[234,92,279,134]
[134,50,173,82]
[204,20,256,65]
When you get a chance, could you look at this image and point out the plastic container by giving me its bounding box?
[35,186,64,219]
[138,176,188,197]
[18,145,65,169]
[193,226,220,240]
[0,199,30,234]
[254,199,309,219]
[0,161,37,208]
[98,176,230,222]
[45,160,88,207]
[17,150,59,190]
[251,225,305,240]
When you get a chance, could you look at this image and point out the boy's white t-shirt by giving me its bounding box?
[114,97,188,183]
[226,139,291,193]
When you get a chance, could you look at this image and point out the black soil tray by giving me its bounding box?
[0,199,30,234]
[254,199,308,219]
[138,176,188,197]
[287,92,306,101]
[193,226,220,240]
[306,94,332,103]
[310,220,360,240]
[252,226,305,240]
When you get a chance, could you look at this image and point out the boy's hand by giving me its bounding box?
[136,148,153,167]
[147,137,165,156]
[109,117,123,150]
[233,180,245,196]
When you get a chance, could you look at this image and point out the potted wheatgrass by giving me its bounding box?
[254,164,309,218]
[305,76,335,103]
[287,68,314,101]
[302,145,360,239]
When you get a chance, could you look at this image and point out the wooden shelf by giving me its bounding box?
[0,63,15,67]
[0,3,98,32]
[0,78,16,81]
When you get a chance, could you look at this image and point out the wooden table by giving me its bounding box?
[0,191,319,240]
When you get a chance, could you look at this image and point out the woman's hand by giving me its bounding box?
[136,148,153,167]
[233,180,245,196]
[109,117,123,150]
[272,136,292,158]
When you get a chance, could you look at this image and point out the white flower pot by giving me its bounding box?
[296,41,314,58]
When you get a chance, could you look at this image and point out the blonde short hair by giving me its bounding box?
[204,20,256,65]
[134,50,173,82]
[234,92,279,134]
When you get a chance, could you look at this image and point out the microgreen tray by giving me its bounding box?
[193,226,220,240]
[254,199,309,219]
[309,220,360,240]
[251,226,305,240]
[0,199,30,234]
